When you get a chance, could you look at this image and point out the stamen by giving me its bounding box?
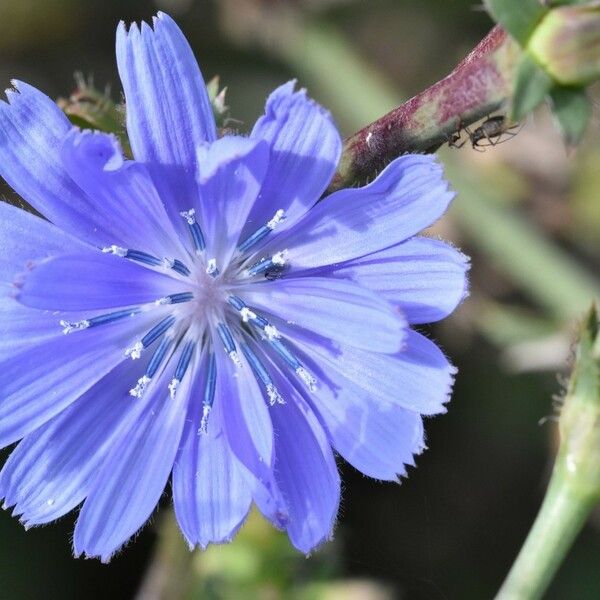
[241,307,257,322]
[296,367,317,392]
[246,250,287,277]
[227,296,280,338]
[263,325,280,341]
[241,343,285,405]
[60,319,90,334]
[180,208,206,253]
[130,336,173,398]
[142,315,177,346]
[228,296,245,311]
[146,337,173,379]
[206,258,219,276]
[169,340,195,399]
[271,251,287,266]
[199,352,217,434]
[125,341,144,360]
[61,308,139,334]
[269,339,317,392]
[103,246,161,266]
[217,323,242,367]
[267,209,286,230]
[129,375,151,398]
[126,315,176,359]
[163,258,192,277]
[237,209,285,253]
[102,245,127,257]
[155,292,194,306]
[103,245,191,276]
[266,383,285,405]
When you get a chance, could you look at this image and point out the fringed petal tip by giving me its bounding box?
[259,79,335,124]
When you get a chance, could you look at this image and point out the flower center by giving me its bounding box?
[57,205,317,433]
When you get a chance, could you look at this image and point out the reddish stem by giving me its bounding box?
[329,26,522,192]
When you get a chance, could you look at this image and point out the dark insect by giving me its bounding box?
[449,115,521,151]
[264,264,287,280]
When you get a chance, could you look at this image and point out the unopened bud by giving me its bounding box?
[528,3,600,86]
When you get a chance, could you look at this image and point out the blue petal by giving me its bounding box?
[313,385,424,481]
[214,345,276,488]
[73,351,191,562]
[282,326,455,416]
[274,154,454,272]
[0,202,91,288]
[0,202,94,360]
[214,344,289,523]
[195,136,269,266]
[116,13,216,156]
[285,340,426,481]
[0,312,154,449]
[238,277,405,353]
[0,360,142,526]
[18,252,184,311]
[173,354,252,548]
[328,236,470,324]
[242,82,342,241]
[0,82,129,246]
[60,130,186,257]
[267,362,340,553]
[0,298,70,362]
[116,13,216,225]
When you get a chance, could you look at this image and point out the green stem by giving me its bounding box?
[495,466,594,600]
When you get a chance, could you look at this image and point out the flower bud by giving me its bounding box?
[528,3,600,86]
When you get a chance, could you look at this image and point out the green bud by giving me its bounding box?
[206,76,229,128]
[557,304,600,500]
[528,3,600,86]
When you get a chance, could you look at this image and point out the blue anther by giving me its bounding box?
[238,225,271,254]
[242,343,285,405]
[246,251,287,278]
[125,249,163,267]
[270,339,302,370]
[204,353,217,409]
[88,308,140,328]
[252,315,269,328]
[166,292,194,304]
[189,222,205,252]
[217,323,237,355]
[228,295,246,311]
[146,336,172,378]
[141,315,176,347]
[171,259,191,277]
[180,209,206,252]
[241,344,271,387]
[238,210,285,254]
[246,258,274,277]
[174,341,195,380]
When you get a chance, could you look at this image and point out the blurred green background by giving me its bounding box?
[1,0,600,598]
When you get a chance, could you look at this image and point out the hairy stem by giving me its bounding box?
[330,25,522,191]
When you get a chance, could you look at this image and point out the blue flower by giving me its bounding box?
[0,13,468,561]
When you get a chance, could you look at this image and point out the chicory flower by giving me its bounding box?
[0,13,468,561]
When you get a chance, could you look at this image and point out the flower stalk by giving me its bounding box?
[329,26,521,191]
[496,305,600,600]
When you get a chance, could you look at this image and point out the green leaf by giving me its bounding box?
[550,86,591,145]
[511,54,554,120]
[484,0,548,45]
